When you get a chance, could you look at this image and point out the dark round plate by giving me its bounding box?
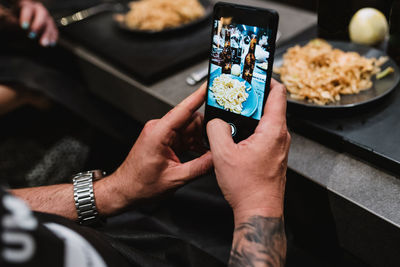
[114,0,213,35]
[273,40,400,108]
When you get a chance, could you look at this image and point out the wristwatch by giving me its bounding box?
[72,170,105,226]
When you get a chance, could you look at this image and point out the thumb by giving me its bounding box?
[206,119,235,156]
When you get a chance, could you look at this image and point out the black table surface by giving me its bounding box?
[282,26,400,176]
[60,9,212,84]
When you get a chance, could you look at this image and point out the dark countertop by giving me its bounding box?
[58,0,400,266]
[60,9,213,84]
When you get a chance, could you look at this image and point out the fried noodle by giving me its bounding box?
[274,39,388,105]
[122,0,205,31]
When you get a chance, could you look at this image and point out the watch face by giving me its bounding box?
[72,170,105,181]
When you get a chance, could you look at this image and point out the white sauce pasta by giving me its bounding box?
[211,74,249,114]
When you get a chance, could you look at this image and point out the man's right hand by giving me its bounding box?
[206,79,291,220]
[207,79,290,267]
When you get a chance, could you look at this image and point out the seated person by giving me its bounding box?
[1,81,291,267]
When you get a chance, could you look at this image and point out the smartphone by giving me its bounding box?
[204,2,279,143]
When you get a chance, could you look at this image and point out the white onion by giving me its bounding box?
[349,8,389,46]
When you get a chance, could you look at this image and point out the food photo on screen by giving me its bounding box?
[207,17,272,120]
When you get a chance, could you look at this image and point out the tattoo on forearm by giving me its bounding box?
[229,216,286,267]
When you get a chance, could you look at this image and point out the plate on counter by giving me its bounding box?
[273,40,400,109]
[114,0,213,35]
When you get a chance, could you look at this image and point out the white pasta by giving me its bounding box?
[211,74,249,114]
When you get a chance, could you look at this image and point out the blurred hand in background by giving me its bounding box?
[18,0,58,47]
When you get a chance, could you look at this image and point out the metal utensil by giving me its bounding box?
[57,3,124,27]
[186,66,209,86]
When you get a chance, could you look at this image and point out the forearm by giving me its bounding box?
[229,206,287,267]
[11,183,77,219]
[10,175,128,221]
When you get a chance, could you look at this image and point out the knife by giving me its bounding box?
[186,66,209,86]
[57,3,123,27]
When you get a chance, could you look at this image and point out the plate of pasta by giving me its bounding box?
[273,39,400,108]
[114,0,212,34]
[208,72,258,117]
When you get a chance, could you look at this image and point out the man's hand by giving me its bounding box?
[207,79,290,218]
[207,80,290,267]
[19,0,58,47]
[96,83,213,215]
[12,84,212,219]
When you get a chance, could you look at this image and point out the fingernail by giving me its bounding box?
[21,22,29,30]
[28,32,36,39]
[41,38,49,47]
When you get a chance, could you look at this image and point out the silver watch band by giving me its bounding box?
[72,170,104,225]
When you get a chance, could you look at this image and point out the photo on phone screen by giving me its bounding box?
[208,18,273,120]
[204,3,278,143]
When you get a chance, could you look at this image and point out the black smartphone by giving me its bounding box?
[204,2,279,143]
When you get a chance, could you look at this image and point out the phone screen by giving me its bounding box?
[208,19,272,120]
[205,4,278,142]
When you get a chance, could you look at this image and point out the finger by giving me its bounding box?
[181,112,203,137]
[181,113,208,154]
[50,25,59,45]
[265,79,287,116]
[43,20,58,45]
[39,23,52,47]
[19,4,33,30]
[206,119,235,155]
[30,5,47,34]
[175,151,213,182]
[170,112,202,153]
[159,82,207,132]
[255,79,287,134]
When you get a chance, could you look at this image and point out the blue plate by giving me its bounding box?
[208,70,258,117]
